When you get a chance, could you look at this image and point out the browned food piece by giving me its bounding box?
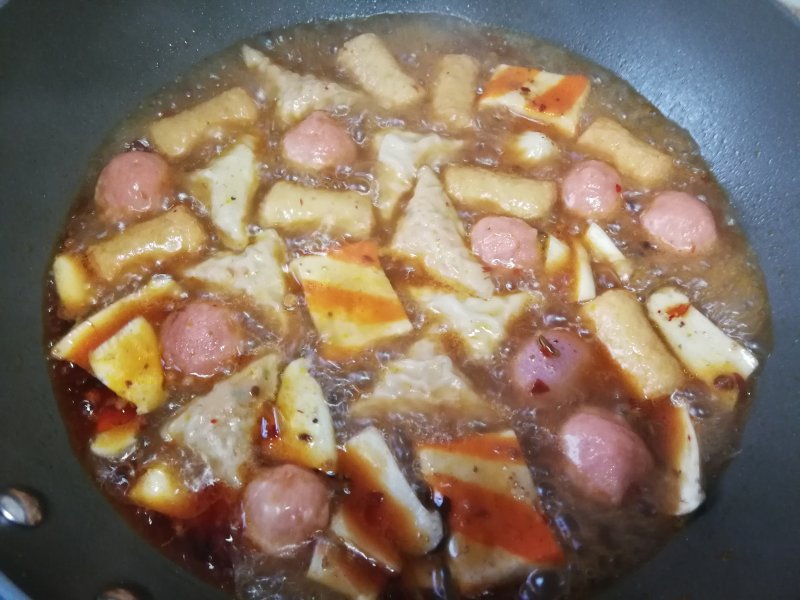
[576,117,673,187]
[580,289,684,399]
[444,165,556,221]
[430,54,480,129]
[337,33,425,109]
[149,87,258,159]
[52,253,95,318]
[94,151,172,224]
[86,206,208,281]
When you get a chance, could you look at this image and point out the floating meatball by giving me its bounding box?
[511,329,592,402]
[242,464,331,556]
[95,151,171,224]
[640,191,718,253]
[561,160,622,218]
[281,111,358,171]
[159,301,245,378]
[471,216,540,271]
[560,409,653,505]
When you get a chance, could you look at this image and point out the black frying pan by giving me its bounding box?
[1,1,798,598]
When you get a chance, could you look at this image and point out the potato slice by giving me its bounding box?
[330,426,443,573]
[409,288,536,360]
[88,316,166,414]
[51,276,183,369]
[443,165,556,221]
[290,242,412,358]
[337,33,425,109]
[162,353,281,487]
[479,64,591,137]
[307,539,386,600]
[583,222,633,282]
[581,290,684,399]
[351,338,495,421]
[268,358,337,473]
[259,181,374,240]
[52,253,94,318]
[89,420,140,459]
[149,87,258,159]
[86,206,208,282]
[576,117,673,187]
[544,234,570,274]
[128,462,202,519]
[242,45,364,124]
[573,241,596,302]
[430,54,480,130]
[418,431,564,595]
[374,129,463,222]
[186,137,260,250]
[646,286,759,406]
[390,167,493,299]
[183,229,287,330]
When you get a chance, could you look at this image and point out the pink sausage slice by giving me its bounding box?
[511,329,592,400]
[95,151,171,224]
[281,111,357,171]
[560,409,654,506]
[242,464,330,556]
[640,191,718,253]
[561,160,622,218]
[159,301,244,378]
[471,216,540,270]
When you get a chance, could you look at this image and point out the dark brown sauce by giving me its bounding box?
[42,13,771,600]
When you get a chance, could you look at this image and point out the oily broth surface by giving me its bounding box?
[44,13,770,600]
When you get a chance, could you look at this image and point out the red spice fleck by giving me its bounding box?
[615,184,622,193]
[530,379,551,394]
[665,303,690,321]
[210,418,218,425]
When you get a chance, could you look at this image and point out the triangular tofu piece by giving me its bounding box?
[265,358,337,473]
[389,167,493,299]
[290,241,412,358]
[373,129,463,222]
[183,229,287,330]
[330,427,443,573]
[409,287,537,360]
[89,316,166,414]
[350,338,495,420]
[161,353,281,487]
[242,45,365,124]
[307,538,386,600]
[185,137,260,251]
[51,276,183,369]
[418,431,564,595]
